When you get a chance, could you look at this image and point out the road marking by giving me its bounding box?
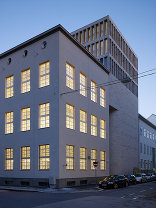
[132,197,137,200]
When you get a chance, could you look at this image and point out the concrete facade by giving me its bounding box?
[147,114,156,126]
[139,114,156,171]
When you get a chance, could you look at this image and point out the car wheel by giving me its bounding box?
[114,183,118,189]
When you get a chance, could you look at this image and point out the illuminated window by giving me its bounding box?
[5,148,13,170]
[6,75,14,98]
[80,110,87,133]
[39,145,50,170]
[21,107,30,131]
[88,28,90,41]
[84,30,86,43]
[100,22,103,37]
[91,114,97,136]
[105,39,108,54]
[66,145,74,170]
[21,69,30,93]
[100,119,106,139]
[91,149,97,170]
[100,151,106,170]
[91,81,97,102]
[92,44,95,55]
[21,146,30,170]
[104,20,107,35]
[88,45,91,52]
[39,61,50,88]
[92,26,94,40]
[96,42,99,56]
[100,87,106,107]
[80,31,82,44]
[80,147,87,170]
[66,63,74,89]
[66,104,75,129]
[80,73,87,97]
[100,40,103,55]
[5,112,13,134]
[39,103,50,128]
[96,24,99,39]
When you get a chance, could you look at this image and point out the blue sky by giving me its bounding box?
[0,0,156,118]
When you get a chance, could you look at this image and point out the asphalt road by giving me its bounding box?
[0,181,155,208]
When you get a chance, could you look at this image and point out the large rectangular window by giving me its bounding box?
[5,112,13,134]
[92,26,94,40]
[80,147,87,170]
[91,149,97,170]
[100,40,103,55]
[80,73,87,97]
[39,145,50,170]
[100,22,103,37]
[6,75,14,98]
[66,145,74,170]
[39,103,50,128]
[100,87,106,107]
[80,110,87,133]
[39,61,50,88]
[66,63,74,89]
[88,28,90,41]
[96,24,99,39]
[96,42,99,56]
[105,39,108,54]
[91,114,97,136]
[91,81,97,102]
[100,151,106,170]
[66,104,75,129]
[100,119,106,139]
[21,146,30,170]
[104,20,107,35]
[21,69,30,93]
[21,107,30,131]
[5,148,13,170]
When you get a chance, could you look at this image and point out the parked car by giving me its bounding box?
[146,173,156,181]
[99,175,129,189]
[126,175,137,185]
[135,173,147,183]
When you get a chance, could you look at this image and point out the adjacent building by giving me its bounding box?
[139,114,156,171]
[148,114,156,126]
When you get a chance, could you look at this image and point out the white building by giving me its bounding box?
[139,114,156,171]
[0,24,138,188]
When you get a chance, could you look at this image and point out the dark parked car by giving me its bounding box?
[99,175,129,189]
[135,173,147,183]
[126,175,136,185]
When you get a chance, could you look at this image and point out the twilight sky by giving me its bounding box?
[0,0,156,118]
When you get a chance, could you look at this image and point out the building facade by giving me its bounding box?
[71,15,138,96]
[0,20,139,187]
[139,114,156,171]
[148,114,156,126]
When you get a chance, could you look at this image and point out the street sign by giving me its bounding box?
[93,161,98,167]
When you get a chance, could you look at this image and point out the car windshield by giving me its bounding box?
[104,175,116,181]
[136,174,141,177]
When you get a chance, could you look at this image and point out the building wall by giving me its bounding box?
[139,118,156,170]
[58,31,110,179]
[0,32,60,179]
[109,74,138,175]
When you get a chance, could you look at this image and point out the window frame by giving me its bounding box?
[66,62,75,90]
[100,87,106,107]
[66,103,75,130]
[91,80,97,103]
[39,144,50,170]
[80,72,87,97]
[80,109,87,133]
[91,149,97,170]
[5,75,14,98]
[21,68,30,93]
[91,114,97,136]
[39,61,50,88]
[21,146,30,170]
[39,102,50,129]
[66,145,75,170]
[5,148,13,170]
[80,147,87,170]
[5,111,14,134]
[21,107,30,131]
[100,151,106,170]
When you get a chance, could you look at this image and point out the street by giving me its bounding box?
[0,181,155,208]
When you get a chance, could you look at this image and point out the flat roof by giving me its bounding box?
[0,24,109,75]
[139,114,156,130]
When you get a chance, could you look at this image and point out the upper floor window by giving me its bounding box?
[80,147,87,170]
[88,28,90,42]
[100,151,106,170]
[80,73,87,97]
[91,81,97,102]
[104,20,107,35]
[91,114,97,136]
[6,75,14,98]
[5,112,13,134]
[39,61,50,88]
[91,149,97,170]
[21,107,30,131]
[92,26,94,40]
[104,39,108,54]
[66,63,74,90]
[100,87,106,107]
[100,119,106,139]
[39,144,50,170]
[100,22,103,37]
[39,103,50,128]
[21,69,30,93]
[66,104,75,129]
[66,145,74,170]
[21,146,30,170]
[5,148,13,170]
[80,110,87,133]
